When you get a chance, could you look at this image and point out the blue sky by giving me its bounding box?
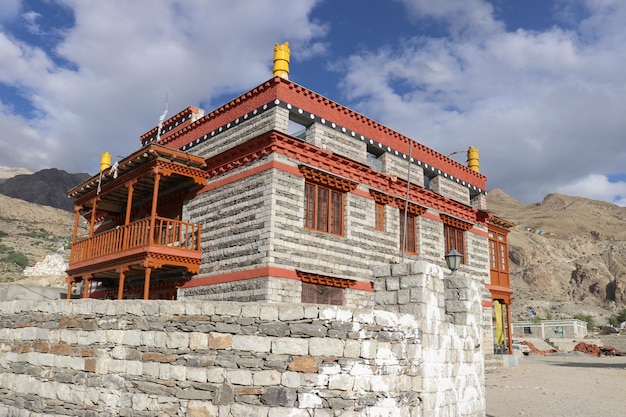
[1,0,626,206]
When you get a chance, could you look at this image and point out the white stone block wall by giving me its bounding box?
[379,151,425,187]
[429,174,471,206]
[373,260,486,417]
[306,122,368,165]
[0,299,433,416]
[189,107,288,161]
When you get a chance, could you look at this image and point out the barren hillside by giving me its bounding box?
[487,189,626,323]
[0,194,86,286]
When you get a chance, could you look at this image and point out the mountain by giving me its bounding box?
[0,168,90,212]
[487,189,626,323]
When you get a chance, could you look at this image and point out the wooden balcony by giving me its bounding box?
[69,216,201,271]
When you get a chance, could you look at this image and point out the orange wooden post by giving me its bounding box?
[72,206,81,244]
[89,198,98,238]
[143,267,152,300]
[117,269,126,300]
[82,275,91,298]
[149,173,161,245]
[66,277,73,300]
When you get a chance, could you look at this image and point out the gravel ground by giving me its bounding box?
[486,352,626,417]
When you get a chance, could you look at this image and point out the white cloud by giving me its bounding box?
[556,174,626,206]
[0,0,324,173]
[338,0,626,205]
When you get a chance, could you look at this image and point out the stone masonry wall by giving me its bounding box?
[189,107,288,161]
[306,122,368,165]
[374,261,486,416]
[0,260,486,417]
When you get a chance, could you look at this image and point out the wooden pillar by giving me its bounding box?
[122,181,136,253]
[82,275,91,298]
[117,269,126,300]
[149,173,161,245]
[89,198,99,238]
[72,206,81,244]
[124,180,136,225]
[143,267,152,300]
[66,277,74,300]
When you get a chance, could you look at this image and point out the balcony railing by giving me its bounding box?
[70,217,201,265]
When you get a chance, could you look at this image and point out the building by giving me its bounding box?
[66,43,513,355]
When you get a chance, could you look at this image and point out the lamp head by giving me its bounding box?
[445,247,463,273]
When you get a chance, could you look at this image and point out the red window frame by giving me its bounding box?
[399,210,417,254]
[489,231,508,272]
[304,182,344,235]
[444,225,466,264]
[375,202,385,232]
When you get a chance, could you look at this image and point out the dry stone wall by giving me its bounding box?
[0,260,486,417]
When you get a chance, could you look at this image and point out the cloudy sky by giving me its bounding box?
[1,0,625,206]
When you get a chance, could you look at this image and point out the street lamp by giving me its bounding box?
[445,247,463,274]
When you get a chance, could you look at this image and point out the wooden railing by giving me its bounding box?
[70,217,201,264]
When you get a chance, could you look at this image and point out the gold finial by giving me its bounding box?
[100,151,111,172]
[467,146,479,173]
[273,42,290,79]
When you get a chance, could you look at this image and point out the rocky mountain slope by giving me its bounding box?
[487,189,626,323]
[0,193,86,287]
[0,168,90,212]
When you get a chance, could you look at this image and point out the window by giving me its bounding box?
[297,271,355,306]
[399,211,417,254]
[300,165,356,236]
[375,203,385,231]
[301,283,343,305]
[305,182,343,234]
[488,223,511,288]
[441,214,472,265]
[444,224,465,264]
[489,231,508,272]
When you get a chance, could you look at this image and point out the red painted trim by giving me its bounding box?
[155,77,486,190]
[482,300,493,308]
[422,211,440,222]
[352,188,372,199]
[182,266,374,292]
[200,160,300,193]
[485,284,513,293]
[471,227,489,238]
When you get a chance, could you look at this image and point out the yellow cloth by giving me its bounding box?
[494,300,505,345]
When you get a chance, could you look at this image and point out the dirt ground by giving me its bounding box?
[486,352,626,417]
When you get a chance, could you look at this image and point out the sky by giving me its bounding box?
[1,0,626,206]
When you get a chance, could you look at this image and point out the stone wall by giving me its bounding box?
[0,260,486,417]
[374,261,485,416]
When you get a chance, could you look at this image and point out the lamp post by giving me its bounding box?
[445,247,463,274]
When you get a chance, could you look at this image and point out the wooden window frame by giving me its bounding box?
[489,231,509,273]
[301,283,344,305]
[375,202,385,232]
[400,210,418,254]
[444,225,466,264]
[304,182,344,235]
[441,214,472,265]
[300,166,356,236]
